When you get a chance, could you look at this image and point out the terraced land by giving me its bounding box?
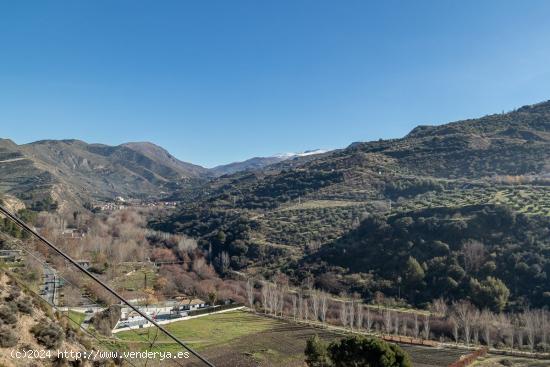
[397,185,550,217]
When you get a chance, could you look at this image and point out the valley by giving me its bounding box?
[2,100,550,366]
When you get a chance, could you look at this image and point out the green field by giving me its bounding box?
[113,310,466,367]
[114,311,342,366]
[115,311,281,351]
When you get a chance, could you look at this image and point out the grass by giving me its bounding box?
[112,266,157,291]
[115,310,278,352]
[66,310,86,329]
[112,310,468,367]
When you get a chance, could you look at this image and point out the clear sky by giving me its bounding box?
[1,1,550,167]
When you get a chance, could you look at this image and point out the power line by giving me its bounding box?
[0,204,215,367]
[7,239,186,367]
[0,266,139,367]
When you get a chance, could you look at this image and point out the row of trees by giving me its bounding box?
[448,300,549,352]
[246,279,550,352]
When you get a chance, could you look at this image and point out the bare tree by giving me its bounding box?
[348,300,355,331]
[356,302,364,330]
[413,314,419,338]
[320,292,328,324]
[472,309,481,345]
[400,317,408,336]
[298,291,304,320]
[291,294,297,320]
[450,316,459,343]
[480,310,493,348]
[220,251,230,274]
[366,308,373,333]
[303,297,309,321]
[539,310,548,351]
[340,301,348,328]
[523,309,537,351]
[462,240,485,273]
[453,300,476,346]
[311,290,320,322]
[515,314,524,350]
[177,236,197,254]
[277,287,285,316]
[497,313,514,350]
[422,315,430,339]
[261,282,269,314]
[384,309,392,334]
[394,313,400,335]
[246,279,254,310]
[268,283,278,315]
[429,297,448,317]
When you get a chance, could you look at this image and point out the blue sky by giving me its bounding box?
[1,1,550,167]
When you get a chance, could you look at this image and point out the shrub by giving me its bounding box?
[30,320,64,349]
[0,304,18,324]
[305,335,412,367]
[0,325,18,347]
[5,286,21,302]
[16,297,34,315]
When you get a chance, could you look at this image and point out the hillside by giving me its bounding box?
[0,269,93,366]
[210,150,329,177]
[210,156,286,176]
[156,100,550,309]
[0,139,208,208]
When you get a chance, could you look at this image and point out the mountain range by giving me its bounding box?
[151,99,550,309]
[0,136,328,207]
[2,99,550,308]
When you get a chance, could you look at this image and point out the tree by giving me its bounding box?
[348,300,356,331]
[340,301,348,328]
[356,302,364,330]
[305,335,332,367]
[522,310,537,351]
[312,290,320,322]
[320,292,328,324]
[422,315,430,340]
[246,279,254,309]
[327,336,412,367]
[413,314,419,339]
[480,309,493,347]
[471,277,510,312]
[453,300,476,346]
[404,257,425,285]
[261,282,269,314]
[365,308,373,333]
[219,251,230,274]
[403,257,425,302]
[462,240,486,273]
[208,291,217,306]
[384,309,392,334]
[292,294,298,320]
